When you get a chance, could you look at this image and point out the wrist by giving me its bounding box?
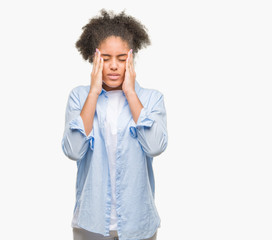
[89,88,100,97]
[124,89,136,98]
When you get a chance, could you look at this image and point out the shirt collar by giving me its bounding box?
[99,80,141,96]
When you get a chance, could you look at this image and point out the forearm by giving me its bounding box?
[80,91,99,136]
[125,90,143,124]
[128,93,168,157]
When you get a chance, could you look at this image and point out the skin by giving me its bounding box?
[80,36,144,136]
[99,36,130,91]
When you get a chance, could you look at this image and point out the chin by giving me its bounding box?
[103,79,123,89]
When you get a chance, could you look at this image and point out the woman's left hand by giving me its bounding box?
[122,49,136,95]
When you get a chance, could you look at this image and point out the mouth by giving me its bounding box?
[107,74,120,80]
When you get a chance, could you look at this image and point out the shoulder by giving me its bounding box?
[68,85,90,100]
[67,85,90,107]
[138,85,164,104]
[70,85,90,95]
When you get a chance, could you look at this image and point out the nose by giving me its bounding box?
[110,59,118,71]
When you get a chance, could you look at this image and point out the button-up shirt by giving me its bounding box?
[61,80,168,240]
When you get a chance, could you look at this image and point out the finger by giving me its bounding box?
[129,50,136,76]
[129,49,134,71]
[98,55,103,74]
[126,50,130,71]
[130,49,133,67]
[128,49,134,71]
[92,50,98,73]
[94,49,101,73]
[94,49,101,74]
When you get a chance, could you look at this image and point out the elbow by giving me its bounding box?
[61,130,94,161]
[145,134,168,157]
[61,138,85,161]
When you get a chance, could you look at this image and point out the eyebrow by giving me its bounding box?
[101,54,127,57]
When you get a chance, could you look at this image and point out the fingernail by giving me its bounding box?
[131,49,133,53]
[96,48,99,52]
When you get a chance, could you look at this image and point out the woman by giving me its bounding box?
[61,9,168,240]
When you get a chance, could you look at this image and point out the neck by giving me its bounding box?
[102,82,122,91]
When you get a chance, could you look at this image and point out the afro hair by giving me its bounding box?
[75,9,151,63]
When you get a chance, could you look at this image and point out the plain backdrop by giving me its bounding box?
[0,0,271,239]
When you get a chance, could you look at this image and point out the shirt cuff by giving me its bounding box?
[129,107,154,138]
[69,115,95,150]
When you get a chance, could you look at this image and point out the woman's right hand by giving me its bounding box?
[90,48,103,96]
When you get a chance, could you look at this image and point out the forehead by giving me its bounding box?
[98,36,130,54]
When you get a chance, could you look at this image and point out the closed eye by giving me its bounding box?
[103,59,126,62]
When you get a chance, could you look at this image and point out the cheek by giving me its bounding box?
[120,63,126,74]
[102,64,107,75]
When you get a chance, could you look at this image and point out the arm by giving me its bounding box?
[123,49,168,157]
[61,48,103,161]
[125,90,143,124]
[80,92,99,136]
[129,92,168,157]
[61,88,96,161]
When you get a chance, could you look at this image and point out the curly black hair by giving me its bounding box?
[75,9,151,63]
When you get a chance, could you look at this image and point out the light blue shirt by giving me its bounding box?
[61,80,168,240]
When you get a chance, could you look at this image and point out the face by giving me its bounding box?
[98,36,131,91]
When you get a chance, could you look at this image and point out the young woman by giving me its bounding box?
[61,9,168,240]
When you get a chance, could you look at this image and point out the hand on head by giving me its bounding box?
[122,49,136,95]
[90,48,103,96]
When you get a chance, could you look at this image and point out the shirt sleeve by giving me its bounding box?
[61,87,95,161]
[129,92,168,157]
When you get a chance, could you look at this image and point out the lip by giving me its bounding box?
[107,74,120,80]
